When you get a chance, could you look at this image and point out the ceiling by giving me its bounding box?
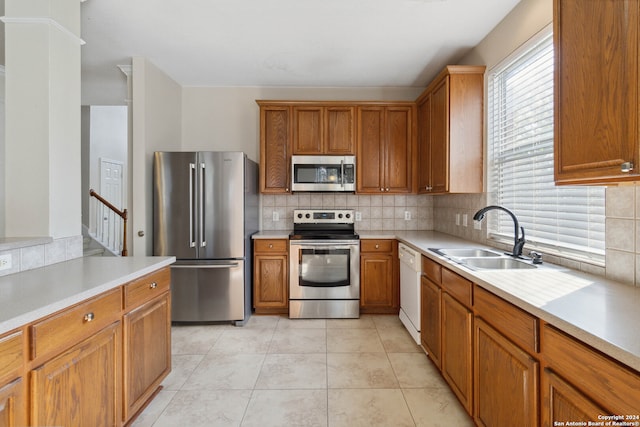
[80,0,521,98]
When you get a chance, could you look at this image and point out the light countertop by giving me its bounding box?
[253,229,640,371]
[0,256,175,335]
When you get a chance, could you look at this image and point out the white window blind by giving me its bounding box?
[487,28,605,259]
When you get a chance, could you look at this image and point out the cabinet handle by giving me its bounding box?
[269,244,273,248]
[621,162,634,173]
[83,312,95,322]
[375,244,379,249]
[386,188,390,192]
[380,188,384,191]
[150,282,158,289]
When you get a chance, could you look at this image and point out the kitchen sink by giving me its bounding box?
[431,248,503,258]
[462,257,537,270]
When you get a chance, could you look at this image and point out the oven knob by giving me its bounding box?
[297,213,303,219]
[338,213,343,218]
[345,213,351,219]
[305,213,311,218]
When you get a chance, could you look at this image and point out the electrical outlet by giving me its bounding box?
[272,211,279,221]
[455,213,460,226]
[404,211,411,221]
[355,211,362,221]
[462,214,468,227]
[0,254,12,271]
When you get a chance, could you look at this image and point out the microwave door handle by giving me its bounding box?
[340,160,344,188]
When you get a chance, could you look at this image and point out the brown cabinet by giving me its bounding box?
[123,268,171,422]
[542,324,640,423]
[554,0,640,184]
[31,322,122,427]
[416,65,485,194]
[254,239,289,313]
[360,239,399,314]
[258,103,291,193]
[420,256,442,369]
[0,331,25,427]
[474,317,539,427]
[441,291,473,414]
[292,105,355,155]
[356,104,415,194]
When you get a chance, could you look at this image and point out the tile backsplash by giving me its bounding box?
[0,235,83,277]
[260,194,434,231]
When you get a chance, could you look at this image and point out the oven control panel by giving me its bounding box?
[293,209,355,224]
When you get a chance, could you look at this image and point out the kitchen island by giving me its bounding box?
[0,255,175,426]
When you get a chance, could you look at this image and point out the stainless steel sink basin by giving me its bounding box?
[433,248,503,258]
[462,257,536,270]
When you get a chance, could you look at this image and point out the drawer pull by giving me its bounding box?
[83,312,95,323]
[150,282,158,289]
[269,244,273,248]
[375,244,380,249]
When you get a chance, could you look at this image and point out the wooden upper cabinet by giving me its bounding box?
[356,104,415,194]
[259,104,291,193]
[292,105,355,155]
[416,65,484,194]
[554,0,640,184]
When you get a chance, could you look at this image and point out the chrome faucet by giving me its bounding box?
[473,205,526,258]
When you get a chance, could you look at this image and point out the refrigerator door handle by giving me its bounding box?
[171,262,240,269]
[199,162,207,247]
[189,163,196,248]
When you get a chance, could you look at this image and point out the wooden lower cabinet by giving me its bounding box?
[420,274,441,368]
[474,318,539,427]
[441,292,473,414]
[360,239,399,314]
[123,293,171,421]
[30,322,122,427]
[254,239,289,313]
[0,378,25,427]
[541,369,607,426]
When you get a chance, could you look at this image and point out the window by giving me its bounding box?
[487,27,605,261]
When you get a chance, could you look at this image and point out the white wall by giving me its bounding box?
[131,58,182,255]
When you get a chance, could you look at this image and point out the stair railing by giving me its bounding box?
[89,189,128,256]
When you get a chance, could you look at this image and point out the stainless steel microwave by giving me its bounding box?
[291,155,356,192]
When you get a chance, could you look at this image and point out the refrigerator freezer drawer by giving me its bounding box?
[170,261,245,322]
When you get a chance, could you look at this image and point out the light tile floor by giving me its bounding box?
[131,314,474,427]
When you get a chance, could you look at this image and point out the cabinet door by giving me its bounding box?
[326,106,355,154]
[474,318,538,427]
[385,106,413,193]
[555,0,640,184]
[360,253,397,313]
[254,254,288,312]
[123,293,171,422]
[417,95,432,193]
[442,292,473,414]
[293,106,323,154]
[0,378,25,427]
[260,106,291,193]
[31,322,121,427]
[357,107,385,193]
[420,275,441,368]
[541,369,607,426]
[430,77,449,193]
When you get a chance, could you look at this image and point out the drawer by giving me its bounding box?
[124,267,171,310]
[442,268,472,308]
[422,256,442,284]
[0,331,23,380]
[543,325,640,415]
[31,287,122,360]
[255,239,288,253]
[361,239,394,253]
[474,285,539,354]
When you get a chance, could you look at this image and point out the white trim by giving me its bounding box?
[488,23,553,77]
[0,16,86,45]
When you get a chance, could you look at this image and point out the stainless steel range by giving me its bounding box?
[289,209,360,319]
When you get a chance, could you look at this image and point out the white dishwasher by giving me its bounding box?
[398,243,421,344]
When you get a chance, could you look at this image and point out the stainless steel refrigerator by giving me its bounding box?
[153,151,258,324]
